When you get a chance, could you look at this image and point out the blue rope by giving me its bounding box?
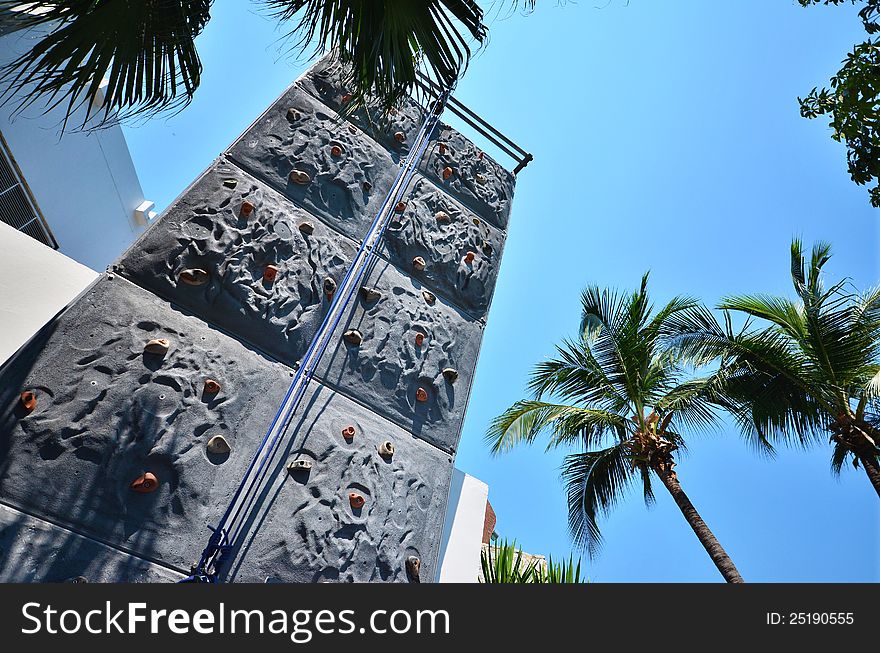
[182,85,452,583]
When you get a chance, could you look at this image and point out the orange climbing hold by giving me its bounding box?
[416,387,428,403]
[130,472,158,494]
[19,390,36,413]
[349,492,365,509]
[438,143,447,155]
[179,268,209,286]
[330,144,343,158]
[442,166,454,180]
[263,264,280,283]
[464,251,476,264]
[393,131,406,143]
[203,379,221,394]
[395,201,407,213]
[341,93,352,104]
[342,425,356,440]
[415,332,425,347]
[239,200,255,218]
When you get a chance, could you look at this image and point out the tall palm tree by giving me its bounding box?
[669,240,880,498]
[0,0,533,128]
[486,274,745,583]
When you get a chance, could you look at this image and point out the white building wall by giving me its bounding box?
[437,469,489,582]
[0,221,97,366]
[0,26,150,272]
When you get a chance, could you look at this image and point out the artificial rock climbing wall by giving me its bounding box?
[0,55,516,583]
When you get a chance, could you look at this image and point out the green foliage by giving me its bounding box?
[667,239,880,474]
[0,0,535,129]
[799,0,880,206]
[487,273,724,556]
[479,540,585,584]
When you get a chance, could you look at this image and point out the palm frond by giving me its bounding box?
[263,0,487,113]
[561,444,635,557]
[0,0,209,129]
[486,400,626,454]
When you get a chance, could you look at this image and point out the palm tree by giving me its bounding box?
[0,0,533,128]
[669,240,880,498]
[486,274,745,583]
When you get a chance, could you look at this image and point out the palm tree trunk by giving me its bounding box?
[653,465,744,583]
[857,453,880,499]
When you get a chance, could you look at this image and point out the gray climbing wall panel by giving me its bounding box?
[0,54,517,582]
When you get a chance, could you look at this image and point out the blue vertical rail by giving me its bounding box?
[183,85,453,583]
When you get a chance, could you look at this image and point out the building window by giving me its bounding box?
[0,133,57,248]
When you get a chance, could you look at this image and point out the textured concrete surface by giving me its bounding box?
[297,55,515,230]
[315,258,483,453]
[0,276,294,572]
[421,125,515,231]
[0,504,183,583]
[382,174,506,318]
[297,55,428,159]
[227,85,400,243]
[115,163,358,368]
[228,381,452,583]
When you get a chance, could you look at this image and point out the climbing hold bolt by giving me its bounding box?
[239,200,255,218]
[406,556,421,583]
[343,329,363,346]
[442,368,459,383]
[203,379,221,394]
[415,332,425,347]
[130,472,158,494]
[378,441,395,458]
[395,201,407,213]
[464,251,476,264]
[394,131,406,143]
[19,390,36,413]
[144,338,170,356]
[207,435,231,455]
[349,493,365,509]
[323,277,337,300]
[342,425,356,440]
[416,387,429,403]
[422,290,436,305]
[289,170,311,185]
[298,221,315,235]
[360,286,382,303]
[434,210,450,223]
[442,166,454,180]
[263,264,280,283]
[287,460,313,473]
[412,256,426,272]
[330,144,344,158]
[179,268,209,286]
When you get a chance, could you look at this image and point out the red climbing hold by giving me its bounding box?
[263,264,279,283]
[130,472,158,494]
[464,251,476,264]
[415,332,425,347]
[349,493,365,509]
[239,200,255,218]
[442,166,454,180]
[342,425,356,440]
[416,387,429,403]
[19,390,36,413]
[203,379,221,394]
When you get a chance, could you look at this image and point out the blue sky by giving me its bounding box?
[124,1,879,582]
